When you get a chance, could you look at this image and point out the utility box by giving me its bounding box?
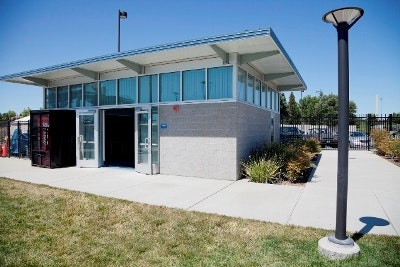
[30,110,76,168]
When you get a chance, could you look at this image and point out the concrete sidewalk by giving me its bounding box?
[0,150,399,236]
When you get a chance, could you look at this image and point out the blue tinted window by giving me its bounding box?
[45,87,56,109]
[267,86,272,109]
[160,72,180,102]
[183,69,205,101]
[254,79,261,106]
[207,66,232,99]
[57,86,68,108]
[100,80,116,106]
[139,75,158,103]
[70,84,82,108]
[237,68,246,101]
[261,84,267,107]
[118,77,136,104]
[246,74,254,103]
[84,82,98,107]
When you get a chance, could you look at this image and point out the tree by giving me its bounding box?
[299,95,319,117]
[392,113,400,124]
[287,92,301,124]
[280,93,289,119]
[298,92,357,125]
[20,107,31,117]
[0,110,17,121]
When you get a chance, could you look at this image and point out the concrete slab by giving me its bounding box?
[105,175,234,210]
[188,179,304,224]
[1,149,399,237]
[292,150,400,236]
[288,185,337,230]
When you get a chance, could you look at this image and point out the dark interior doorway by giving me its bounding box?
[104,108,135,167]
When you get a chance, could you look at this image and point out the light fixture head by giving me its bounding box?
[119,10,127,19]
[323,7,364,28]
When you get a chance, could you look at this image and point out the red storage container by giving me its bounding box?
[30,110,76,168]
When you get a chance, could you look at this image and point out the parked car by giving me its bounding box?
[280,126,304,142]
[307,128,338,148]
[349,131,372,148]
[390,129,400,138]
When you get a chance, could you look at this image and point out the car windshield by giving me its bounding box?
[309,128,329,134]
[281,127,299,134]
[350,132,365,137]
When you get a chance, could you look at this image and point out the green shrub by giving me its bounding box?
[281,143,314,182]
[288,149,314,182]
[242,157,281,183]
[242,139,321,183]
[389,140,400,159]
[301,138,321,155]
[371,129,392,156]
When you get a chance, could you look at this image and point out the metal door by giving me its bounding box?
[76,110,99,167]
[135,107,152,174]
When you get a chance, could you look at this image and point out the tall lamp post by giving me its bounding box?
[118,10,128,52]
[318,7,364,260]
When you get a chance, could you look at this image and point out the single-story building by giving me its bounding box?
[0,28,306,180]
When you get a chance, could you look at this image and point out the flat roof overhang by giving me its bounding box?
[0,28,306,92]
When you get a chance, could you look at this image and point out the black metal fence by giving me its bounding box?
[0,120,30,158]
[1,114,399,158]
[281,114,400,150]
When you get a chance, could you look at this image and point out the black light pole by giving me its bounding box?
[118,10,127,52]
[323,7,364,245]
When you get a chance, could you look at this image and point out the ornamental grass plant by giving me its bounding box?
[242,138,321,184]
[242,157,281,183]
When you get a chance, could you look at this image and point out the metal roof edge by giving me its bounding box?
[269,28,307,90]
[0,28,271,81]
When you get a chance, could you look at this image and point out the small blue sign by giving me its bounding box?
[160,124,168,129]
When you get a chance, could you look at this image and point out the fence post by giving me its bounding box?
[28,120,31,159]
[7,120,11,158]
[318,117,322,141]
[17,121,20,158]
[367,114,371,151]
[388,114,393,132]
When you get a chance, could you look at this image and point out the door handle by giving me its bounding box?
[78,135,83,158]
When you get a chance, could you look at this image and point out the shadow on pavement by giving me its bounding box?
[351,216,390,241]
[307,153,322,182]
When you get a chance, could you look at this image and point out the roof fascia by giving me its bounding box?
[0,28,271,82]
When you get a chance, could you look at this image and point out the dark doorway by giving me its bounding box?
[104,108,135,167]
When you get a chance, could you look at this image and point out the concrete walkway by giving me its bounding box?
[0,150,399,236]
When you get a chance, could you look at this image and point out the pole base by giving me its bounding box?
[318,236,360,260]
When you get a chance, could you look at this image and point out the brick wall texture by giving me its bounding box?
[159,102,273,180]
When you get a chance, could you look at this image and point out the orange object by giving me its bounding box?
[2,137,8,157]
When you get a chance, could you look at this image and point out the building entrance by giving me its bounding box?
[103,108,135,167]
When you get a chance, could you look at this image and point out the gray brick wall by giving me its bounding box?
[236,103,271,166]
[159,102,273,180]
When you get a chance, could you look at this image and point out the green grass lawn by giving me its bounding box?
[1,177,399,267]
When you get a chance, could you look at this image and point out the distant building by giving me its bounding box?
[0,28,306,180]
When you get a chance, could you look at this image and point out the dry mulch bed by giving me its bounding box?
[381,155,400,167]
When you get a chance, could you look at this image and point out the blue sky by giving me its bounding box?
[0,0,399,115]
